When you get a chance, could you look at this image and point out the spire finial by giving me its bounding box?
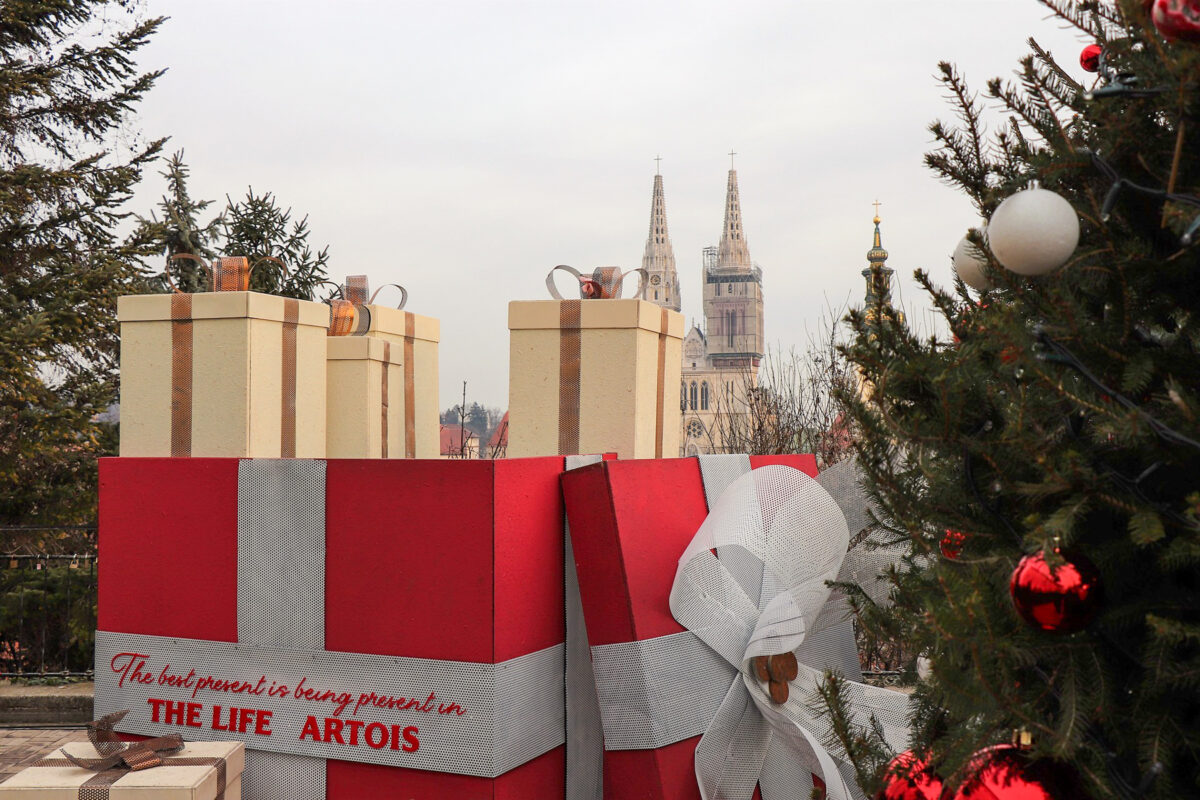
[654,154,662,175]
[728,149,737,169]
[872,198,882,224]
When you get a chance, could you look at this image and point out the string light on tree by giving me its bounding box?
[987,187,1080,276]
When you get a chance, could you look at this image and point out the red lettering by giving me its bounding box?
[299,715,321,742]
[323,717,345,745]
[365,722,387,749]
[185,702,202,728]
[252,676,267,696]
[344,719,364,746]
[147,697,165,723]
[238,707,255,733]
[212,705,228,731]
[419,693,436,713]
[255,710,273,736]
[438,702,466,716]
[164,700,186,726]
[402,726,419,752]
[111,652,155,688]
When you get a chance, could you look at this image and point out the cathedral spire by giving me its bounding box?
[641,168,679,311]
[717,168,752,269]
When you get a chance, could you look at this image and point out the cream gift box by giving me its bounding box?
[0,741,244,800]
[118,291,328,458]
[507,298,683,459]
[325,299,440,459]
[325,336,405,458]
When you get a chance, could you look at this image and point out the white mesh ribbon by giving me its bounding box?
[668,465,910,800]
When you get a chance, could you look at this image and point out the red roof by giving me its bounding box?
[487,412,509,450]
[439,425,476,456]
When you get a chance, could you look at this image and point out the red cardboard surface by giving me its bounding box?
[98,458,239,641]
[100,456,570,799]
[561,455,816,800]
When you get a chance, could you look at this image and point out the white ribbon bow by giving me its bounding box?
[668,465,910,800]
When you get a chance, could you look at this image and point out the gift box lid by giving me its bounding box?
[0,741,244,800]
[508,298,684,335]
[118,292,329,327]
[325,335,402,363]
[363,305,439,342]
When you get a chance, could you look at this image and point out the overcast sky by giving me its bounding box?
[128,1,1089,409]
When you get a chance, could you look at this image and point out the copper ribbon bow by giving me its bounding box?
[38,710,227,800]
[545,265,648,300]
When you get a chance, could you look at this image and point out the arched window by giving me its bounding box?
[680,382,687,412]
[689,381,698,410]
[700,382,709,410]
[727,311,735,347]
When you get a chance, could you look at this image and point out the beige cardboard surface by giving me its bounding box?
[507,299,683,458]
[0,741,243,800]
[325,333,435,459]
[118,292,326,457]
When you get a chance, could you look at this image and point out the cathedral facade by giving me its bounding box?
[638,165,765,455]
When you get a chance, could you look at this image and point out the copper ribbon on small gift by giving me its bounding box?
[546,266,668,456]
[164,254,299,457]
[325,276,413,457]
[35,710,227,800]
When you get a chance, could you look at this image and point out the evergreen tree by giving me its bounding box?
[828,2,1199,798]
[0,1,164,525]
[221,188,330,300]
[132,150,222,293]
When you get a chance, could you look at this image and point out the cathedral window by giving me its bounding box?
[654,290,658,300]
[689,381,698,410]
[700,382,709,410]
[680,383,686,412]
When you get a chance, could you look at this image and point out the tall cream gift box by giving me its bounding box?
[118,291,328,458]
[0,740,244,799]
[324,283,440,459]
[507,298,683,459]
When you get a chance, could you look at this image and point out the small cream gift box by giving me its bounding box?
[118,285,328,458]
[324,276,439,458]
[507,271,683,458]
[0,740,244,800]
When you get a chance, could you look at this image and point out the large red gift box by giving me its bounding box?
[561,455,818,800]
[98,457,571,800]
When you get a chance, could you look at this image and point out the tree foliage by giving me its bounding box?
[0,0,165,525]
[829,2,1200,798]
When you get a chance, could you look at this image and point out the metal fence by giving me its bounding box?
[0,526,97,677]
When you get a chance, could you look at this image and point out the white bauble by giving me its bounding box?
[987,188,1080,276]
[952,230,990,291]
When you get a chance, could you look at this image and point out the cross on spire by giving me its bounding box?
[654,154,662,175]
[728,149,737,169]
[872,198,882,219]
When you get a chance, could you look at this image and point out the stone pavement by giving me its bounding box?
[0,727,90,783]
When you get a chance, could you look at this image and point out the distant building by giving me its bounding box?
[640,164,765,455]
[439,424,478,458]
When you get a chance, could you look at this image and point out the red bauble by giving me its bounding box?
[1009,549,1103,634]
[941,529,968,560]
[1079,44,1102,72]
[877,751,943,800]
[953,746,1088,800]
[1151,0,1200,42]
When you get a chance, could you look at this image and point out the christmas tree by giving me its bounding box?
[0,0,164,525]
[829,2,1200,798]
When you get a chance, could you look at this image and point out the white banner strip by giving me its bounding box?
[94,630,564,778]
